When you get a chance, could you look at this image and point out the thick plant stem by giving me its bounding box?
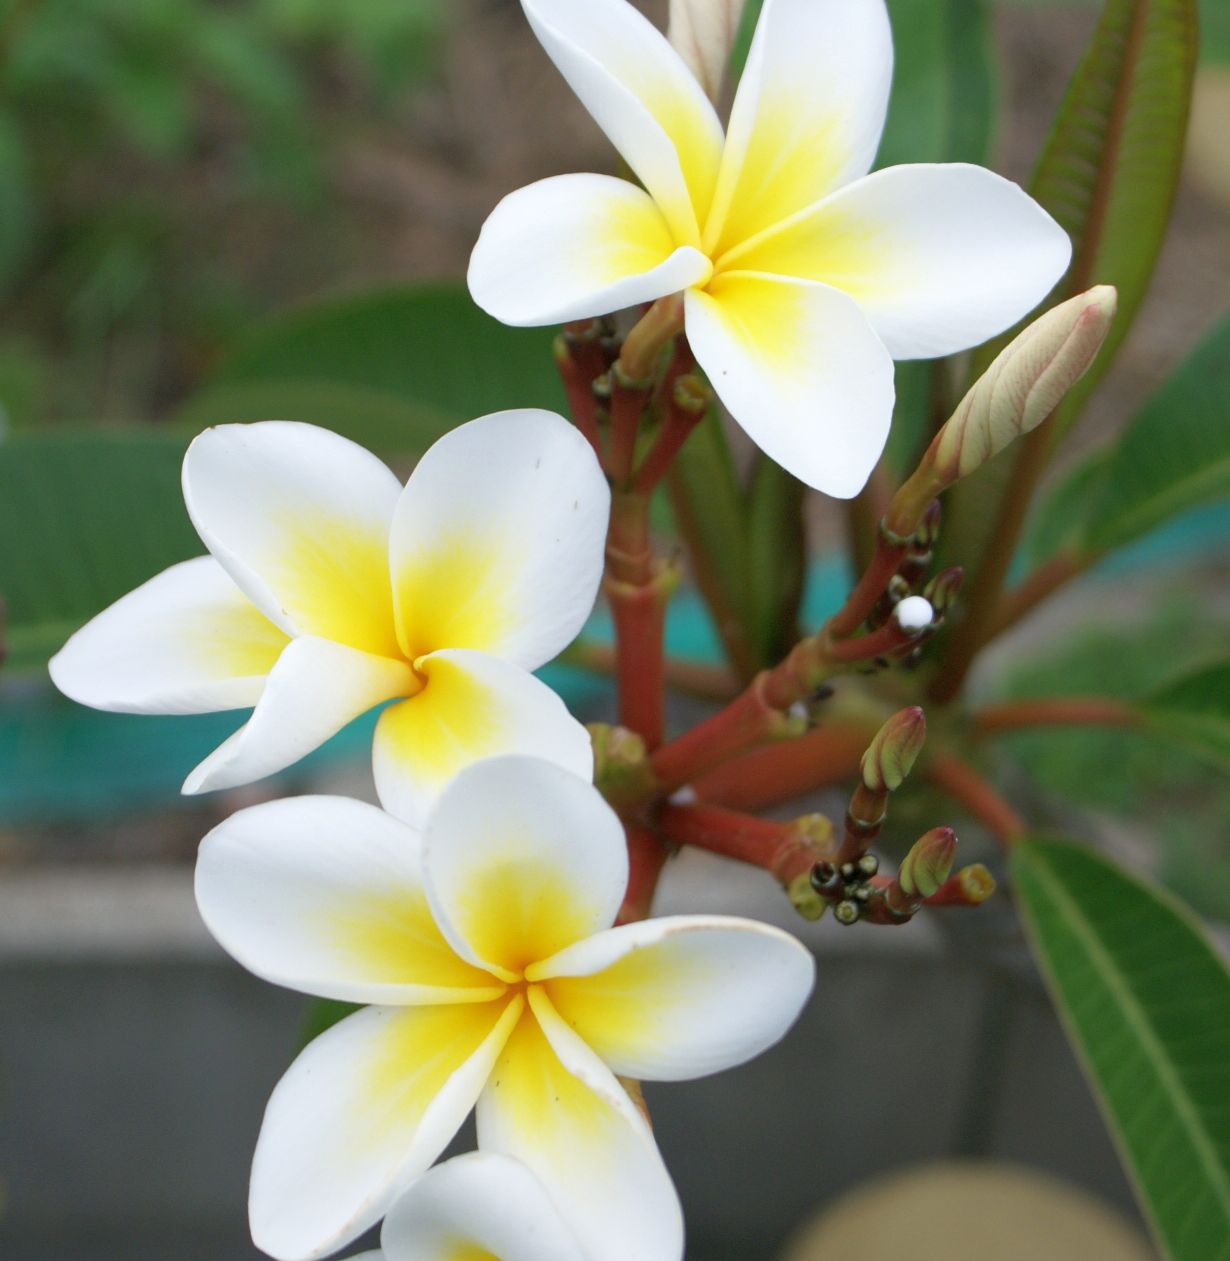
[656,803,833,886]
[606,490,675,751]
[827,528,909,639]
[927,752,1026,847]
[691,724,874,811]
[618,823,671,924]
[649,673,806,794]
[972,696,1142,736]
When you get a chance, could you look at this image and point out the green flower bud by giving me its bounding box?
[898,827,958,899]
[860,707,927,793]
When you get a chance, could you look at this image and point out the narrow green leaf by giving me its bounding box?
[179,282,566,451]
[1013,837,1230,1261]
[1026,309,1230,562]
[1141,660,1230,770]
[667,408,757,680]
[744,456,805,666]
[0,429,199,672]
[1028,0,1197,431]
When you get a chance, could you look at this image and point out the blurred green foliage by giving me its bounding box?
[0,0,443,422]
[996,602,1230,919]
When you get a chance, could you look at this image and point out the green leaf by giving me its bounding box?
[876,0,995,169]
[0,428,199,672]
[1141,660,1230,771]
[745,457,805,666]
[1028,0,1197,433]
[1027,309,1230,562]
[667,408,757,680]
[1013,837,1230,1261]
[178,282,565,455]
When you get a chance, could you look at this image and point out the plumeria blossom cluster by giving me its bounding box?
[45,0,1094,1258]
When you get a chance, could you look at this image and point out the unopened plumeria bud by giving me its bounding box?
[887,285,1117,533]
[861,707,927,794]
[898,827,958,900]
[588,722,656,808]
[952,863,997,904]
[668,0,743,102]
[922,567,964,616]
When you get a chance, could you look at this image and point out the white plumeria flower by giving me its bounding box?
[468,0,1072,498]
[350,1153,588,1261]
[195,755,815,1261]
[50,411,608,825]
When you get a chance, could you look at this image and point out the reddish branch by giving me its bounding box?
[927,753,1026,847]
[971,696,1141,736]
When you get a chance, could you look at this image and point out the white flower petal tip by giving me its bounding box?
[894,596,934,632]
[249,997,524,1261]
[422,755,628,979]
[468,176,712,328]
[381,1154,586,1261]
[530,914,815,1081]
[47,556,287,715]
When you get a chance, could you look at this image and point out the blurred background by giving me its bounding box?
[0,0,1227,1258]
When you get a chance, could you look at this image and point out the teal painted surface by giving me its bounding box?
[3,504,1227,825]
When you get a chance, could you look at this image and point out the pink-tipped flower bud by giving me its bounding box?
[923,567,965,616]
[898,827,958,899]
[930,285,1118,483]
[860,707,927,794]
[669,0,744,102]
[884,286,1117,536]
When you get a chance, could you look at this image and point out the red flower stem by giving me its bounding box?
[691,724,873,811]
[633,382,707,493]
[827,529,909,639]
[927,752,1027,848]
[649,673,804,795]
[656,802,832,886]
[554,334,603,458]
[607,369,653,487]
[560,639,738,702]
[617,823,671,925]
[971,696,1142,736]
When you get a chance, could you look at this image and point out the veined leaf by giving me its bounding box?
[1141,660,1230,771]
[1030,0,1197,432]
[178,282,565,451]
[667,407,757,680]
[1014,837,1230,1261]
[0,429,199,673]
[1024,309,1230,564]
[745,456,805,667]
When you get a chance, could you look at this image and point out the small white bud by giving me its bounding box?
[669,785,699,806]
[669,0,745,103]
[894,596,934,632]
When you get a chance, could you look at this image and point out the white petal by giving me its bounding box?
[371,651,593,831]
[49,556,287,714]
[422,756,626,983]
[183,422,403,658]
[731,164,1073,359]
[477,990,683,1261]
[381,1154,585,1261]
[390,410,609,669]
[521,0,724,244]
[183,636,413,795]
[531,915,815,1081]
[704,0,893,258]
[469,175,712,328]
[685,273,894,498]
[250,997,522,1261]
[195,795,509,1004]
